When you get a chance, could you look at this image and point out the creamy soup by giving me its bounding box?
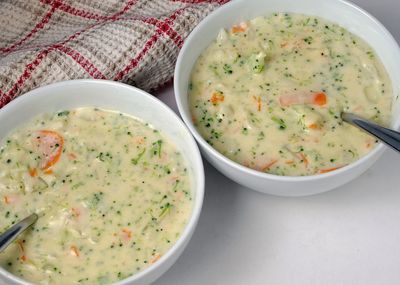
[0,108,192,285]
[189,13,392,176]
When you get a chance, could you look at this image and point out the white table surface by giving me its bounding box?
[154,1,400,284]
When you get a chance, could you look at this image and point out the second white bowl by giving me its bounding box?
[174,0,400,196]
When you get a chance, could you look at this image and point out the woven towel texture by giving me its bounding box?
[0,0,227,108]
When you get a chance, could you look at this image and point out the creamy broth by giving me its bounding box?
[0,108,192,285]
[189,13,392,176]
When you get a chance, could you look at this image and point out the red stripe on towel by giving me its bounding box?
[0,1,61,54]
[55,45,106,79]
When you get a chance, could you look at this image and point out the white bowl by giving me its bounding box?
[0,80,204,285]
[174,0,400,197]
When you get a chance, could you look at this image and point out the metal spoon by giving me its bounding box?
[0,213,38,252]
[341,112,400,153]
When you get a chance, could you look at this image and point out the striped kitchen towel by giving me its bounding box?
[0,0,228,108]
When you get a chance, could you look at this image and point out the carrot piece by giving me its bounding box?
[150,253,161,264]
[260,159,278,172]
[71,207,80,218]
[3,195,18,205]
[43,169,53,175]
[253,96,262,111]
[28,167,37,177]
[35,130,64,170]
[285,160,295,164]
[279,92,328,107]
[17,240,27,262]
[313,92,327,106]
[122,228,132,240]
[70,245,80,257]
[317,166,343,174]
[308,123,319,130]
[298,153,309,167]
[232,25,245,33]
[210,92,225,105]
[231,23,247,33]
[4,196,10,204]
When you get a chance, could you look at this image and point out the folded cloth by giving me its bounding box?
[0,0,228,108]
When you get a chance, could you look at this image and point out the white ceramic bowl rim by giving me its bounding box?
[0,80,205,285]
[174,0,400,183]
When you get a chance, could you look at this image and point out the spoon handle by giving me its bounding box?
[342,112,400,153]
[0,213,38,253]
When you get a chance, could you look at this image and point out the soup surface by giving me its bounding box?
[0,108,192,285]
[189,13,392,176]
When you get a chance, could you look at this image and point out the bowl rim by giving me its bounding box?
[174,0,400,182]
[0,79,205,285]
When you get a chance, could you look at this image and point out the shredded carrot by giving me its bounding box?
[279,92,327,107]
[308,123,319,130]
[253,96,262,111]
[232,26,245,33]
[28,167,37,177]
[36,130,64,170]
[210,92,225,105]
[280,42,288,48]
[317,166,343,174]
[120,228,133,242]
[191,115,197,123]
[298,153,309,167]
[17,240,27,262]
[4,196,10,204]
[261,159,278,172]
[43,169,53,175]
[231,23,247,33]
[314,92,327,106]
[3,195,18,204]
[285,160,295,164]
[150,253,162,264]
[71,207,80,218]
[70,245,80,257]
[122,228,132,239]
